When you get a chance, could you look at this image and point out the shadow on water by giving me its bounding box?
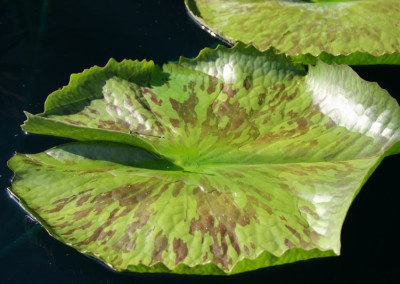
[0,216,44,259]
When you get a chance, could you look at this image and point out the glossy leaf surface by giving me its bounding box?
[8,44,400,274]
[185,0,400,65]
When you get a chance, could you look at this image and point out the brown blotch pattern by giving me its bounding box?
[169,80,199,126]
[189,187,258,270]
[173,238,188,265]
[151,231,169,265]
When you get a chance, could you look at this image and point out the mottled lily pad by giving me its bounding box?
[8,44,400,275]
[185,0,400,65]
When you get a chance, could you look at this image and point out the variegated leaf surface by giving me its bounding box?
[185,0,400,65]
[8,44,400,274]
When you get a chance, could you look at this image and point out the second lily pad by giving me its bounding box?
[185,0,400,65]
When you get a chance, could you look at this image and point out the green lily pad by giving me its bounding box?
[8,44,400,274]
[185,0,400,65]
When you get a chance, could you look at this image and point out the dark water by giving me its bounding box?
[1,0,399,283]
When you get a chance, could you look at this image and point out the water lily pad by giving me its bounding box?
[185,0,400,65]
[8,44,400,274]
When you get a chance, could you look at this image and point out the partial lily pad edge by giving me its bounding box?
[184,0,400,65]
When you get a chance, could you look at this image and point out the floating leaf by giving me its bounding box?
[185,0,400,65]
[8,44,400,274]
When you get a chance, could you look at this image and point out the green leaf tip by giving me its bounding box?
[185,0,400,65]
[8,44,400,275]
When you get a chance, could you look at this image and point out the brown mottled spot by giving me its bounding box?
[90,192,113,208]
[243,245,250,255]
[87,107,100,115]
[250,242,255,249]
[262,204,273,215]
[124,237,137,253]
[284,238,295,248]
[133,93,151,111]
[189,188,249,270]
[63,221,93,235]
[280,216,287,222]
[243,76,251,90]
[146,227,155,237]
[23,159,42,167]
[232,117,245,129]
[78,111,93,119]
[190,214,215,241]
[141,88,163,106]
[246,194,273,215]
[107,103,123,114]
[287,109,298,119]
[151,231,169,264]
[48,192,84,213]
[55,189,94,208]
[169,118,180,128]
[207,76,219,95]
[112,234,130,252]
[99,120,116,126]
[295,117,308,130]
[124,94,133,107]
[153,111,162,119]
[111,184,137,200]
[76,195,91,206]
[325,120,336,129]
[222,83,239,97]
[65,119,86,126]
[98,120,123,131]
[115,118,130,129]
[78,227,103,245]
[173,238,188,265]
[111,183,170,252]
[73,208,92,220]
[309,139,318,146]
[53,220,74,229]
[294,215,309,229]
[172,181,184,197]
[299,206,319,219]
[285,225,308,247]
[203,252,208,261]
[79,169,112,175]
[258,93,266,106]
[47,204,64,213]
[78,208,120,246]
[169,82,199,126]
